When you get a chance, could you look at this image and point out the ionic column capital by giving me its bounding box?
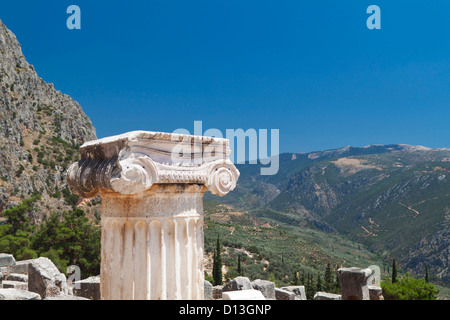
[67,130,239,197]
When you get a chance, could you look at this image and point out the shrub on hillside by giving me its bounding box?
[381,273,439,300]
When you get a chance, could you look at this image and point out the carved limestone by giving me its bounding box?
[67,131,239,300]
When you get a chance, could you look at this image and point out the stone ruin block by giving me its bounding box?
[204,280,213,300]
[251,279,276,300]
[337,267,372,300]
[274,288,296,300]
[73,275,101,300]
[222,276,253,292]
[7,260,32,275]
[281,285,307,300]
[2,280,28,290]
[368,285,384,300]
[212,285,223,300]
[28,257,68,299]
[0,288,41,300]
[313,291,342,300]
[6,273,28,282]
[0,253,16,268]
[222,289,266,300]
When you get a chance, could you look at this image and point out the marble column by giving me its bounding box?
[67,131,239,300]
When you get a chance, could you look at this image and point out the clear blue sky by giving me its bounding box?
[1,1,449,153]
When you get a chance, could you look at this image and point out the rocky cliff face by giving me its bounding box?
[0,19,97,219]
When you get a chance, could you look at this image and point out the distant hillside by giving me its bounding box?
[202,200,384,287]
[206,144,450,285]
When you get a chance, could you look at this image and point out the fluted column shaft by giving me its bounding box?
[100,184,206,300]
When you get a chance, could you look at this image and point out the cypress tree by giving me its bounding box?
[212,249,217,283]
[425,265,429,283]
[212,235,223,285]
[392,258,398,284]
[305,273,314,299]
[334,270,341,293]
[305,273,311,299]
[292,270,299,285]
[324,262,333,292]
[237,255,242,276]
[316,274,323,292]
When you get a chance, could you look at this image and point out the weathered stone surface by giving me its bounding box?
[28,257,68,299]
[73,276,100,300]
[212,285,223,300]
[222,289,265,300]
[0,288,41,300]
[67,130,239,198]
[0,253,16,267]
[368,285,384,300]
[281,285,306,300]
[6,273,28,282]
[7,260,32,275]
[275,288,296,300]
[99,185,208,300]
[2,280,28,290]
[313,292,342,300]
[223,277,253,292]
[251,279,275,299]
[68,131,239,301]
[337,267,372,300]
[204,280,213,300]
[45,294,90,300]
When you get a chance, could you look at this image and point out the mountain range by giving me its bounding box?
[206,144,450,284]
